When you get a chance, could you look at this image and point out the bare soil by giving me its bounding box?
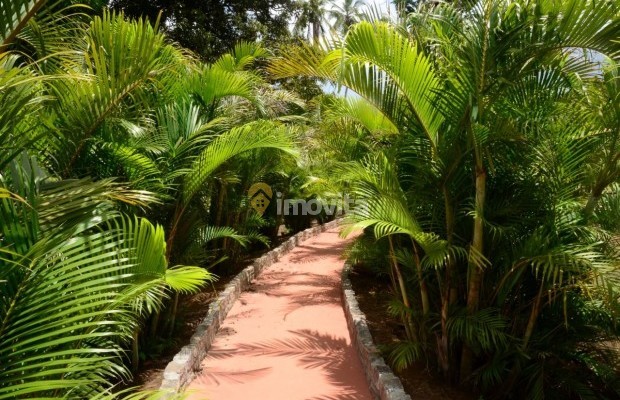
[134,284,224,390]
[349,265,476,400]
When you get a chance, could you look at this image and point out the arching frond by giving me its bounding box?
[182,121,298,204]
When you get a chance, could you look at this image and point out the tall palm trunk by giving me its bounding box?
[439,185,457,378]
[502,282,546,394]
[313,21,320,43]
[214,182,226,227]
[167,203,184,260]
[461,163,487,381]
[167,292,180,337]
[412,241,429,316]
[522,282,545,350]
[460,1,491,374]
[466,165,487,312]
[131,328,140,372]
[584,189,602,217]
[389,236,417,342]
[153,203,186,337]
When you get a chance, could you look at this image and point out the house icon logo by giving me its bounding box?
[248,182,273,216]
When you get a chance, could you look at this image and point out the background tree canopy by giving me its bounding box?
[110,0,299,60]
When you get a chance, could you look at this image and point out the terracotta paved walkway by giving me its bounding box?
[186,228,373,400]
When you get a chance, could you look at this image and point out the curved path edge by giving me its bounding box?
[159,220,341,394]
[341,262,412,400]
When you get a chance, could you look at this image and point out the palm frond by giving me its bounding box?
[0,0,46,51]
[182,121,298,204]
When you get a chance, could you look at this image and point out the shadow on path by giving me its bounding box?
[185,228,372,400]
[194,329,364,398]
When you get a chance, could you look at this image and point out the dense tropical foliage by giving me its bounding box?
[1,0,619,398]
[0,0,304,397]
[271,0,620,398]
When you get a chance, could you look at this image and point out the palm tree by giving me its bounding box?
[295,0,329,43]
[0,177,208,400]
[329,0,367,34]
[578,62,620,218]
[0,4,213,397]
[270,0,620,397]
[0,1,300,397]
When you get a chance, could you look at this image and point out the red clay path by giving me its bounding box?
[186,227,373,400]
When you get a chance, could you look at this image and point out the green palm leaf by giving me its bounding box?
[342,21,444,148]
[0,0,46,51]
[0,211,209,397]
[182,120,298,204]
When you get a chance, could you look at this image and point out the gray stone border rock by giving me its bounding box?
[342,262,412,400]
[159,219,341,394]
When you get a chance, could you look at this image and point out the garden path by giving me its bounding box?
[185,227,373,400]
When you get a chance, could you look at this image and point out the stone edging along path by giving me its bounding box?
[341,262,412,400]
[160,219,410,400]
[159,220,341,392]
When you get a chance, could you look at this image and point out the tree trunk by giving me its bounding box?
[522,283,545,350]
[439,186,457,378]
[131,328,140,372]
[312,20,320,43]
[439,286,451,377]
[502,283,546,394]
[389,236,417,342]
[150,309,160,338]
[412,241,430,316]
[584,185,603,219]
[466,166,487,312]
[166,203,185,260]
[167,292,180,337]
[444,189,459,306]
[461,165,487,381]
[214,182,226,227]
